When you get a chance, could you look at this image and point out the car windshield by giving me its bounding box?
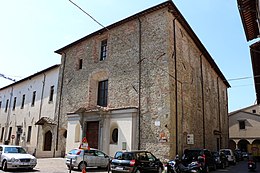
[68,149,81,155]
[222,150,231,155]
[4,147,26,154]
[184,150,201,158]
[212,152,219,157]
[114,152,134,160]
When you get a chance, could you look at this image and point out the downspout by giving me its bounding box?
[217,77,221,148]
[55,52,66,156]
[200,54,206,148]
[225,87,229,147]
[138,17,142,150]
[5,86,13,142]
[36,73,46,156]
[173,18,178,155]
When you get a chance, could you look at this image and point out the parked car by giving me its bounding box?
[65,148,111,171]
[110,150,164,173]
[242,152,249,159]
[219,149,236,165]
[182,149,216,173]
[234,149,243,161]
[0,145,37,171]
[211,151,229,169]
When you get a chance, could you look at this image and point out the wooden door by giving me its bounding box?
[86,121,99,149]
[44,130,52,151]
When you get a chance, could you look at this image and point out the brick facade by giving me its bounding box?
[55,1,229,159]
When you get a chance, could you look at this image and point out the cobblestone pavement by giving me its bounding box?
[0,158,108,173]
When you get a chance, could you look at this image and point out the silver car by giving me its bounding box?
[0,145,37,171]
[65,148,111,170]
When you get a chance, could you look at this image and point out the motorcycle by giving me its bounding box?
[166,155,203,173]
[248,159,256,171]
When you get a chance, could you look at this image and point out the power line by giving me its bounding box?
[68,0,178,81]
[0,73,16,82]
[69,0,108,30]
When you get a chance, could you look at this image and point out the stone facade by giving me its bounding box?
[0,65,59,157]
[55,1,229,159]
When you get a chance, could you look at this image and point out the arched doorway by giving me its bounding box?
[44,130,52,151]
[238,139,250,152]
[252,139,260,145]
[228,140,236,150]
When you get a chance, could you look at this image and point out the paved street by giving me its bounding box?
[0,158,259,173]
[211,160,260,173]
[0,158,108,173]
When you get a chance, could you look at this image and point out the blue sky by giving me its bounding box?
[0,0,256,112]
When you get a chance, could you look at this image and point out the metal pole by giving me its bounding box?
[69,158,72,173]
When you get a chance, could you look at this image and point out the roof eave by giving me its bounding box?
[237,0,260,41]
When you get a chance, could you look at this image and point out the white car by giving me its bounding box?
[219,149,236,165]
[65,148,111,171]
[0,145,37,171]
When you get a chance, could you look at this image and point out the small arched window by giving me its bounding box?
[111,128,118,144]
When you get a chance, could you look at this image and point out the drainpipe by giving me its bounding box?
[217,77,221,148]
[137,17,142,150]
[173,18,178,155]
[225,87,229,148]
[55,52,66,157]
[200,54,206,148]
[36,73,46,156]
[5,86,13,142]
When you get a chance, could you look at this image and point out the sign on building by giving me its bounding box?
[187,134,194,145]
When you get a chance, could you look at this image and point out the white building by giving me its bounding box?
[0,65,59,157]
[229,104,260,152]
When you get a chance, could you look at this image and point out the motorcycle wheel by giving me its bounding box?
[221,162,225,169]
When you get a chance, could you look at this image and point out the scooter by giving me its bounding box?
[248,160,256,171]
[166,155,203,173]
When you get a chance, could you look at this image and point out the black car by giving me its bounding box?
[211,151,229,169]
[182,149,216,173]
[234,149,243,161]
[110,150,164,173]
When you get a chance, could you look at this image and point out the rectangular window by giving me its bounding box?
[27,126,32,143]
[5,99,9,112]
[239,121,245,130]
[97,80,108,107]
[31,91,36,106]
[100,39,107,61]
[13,97,16,110]
[49,86,54,102]
[0,101,2,109]
[21,94,25,109]
[8,127,12,140]
[252,109,256,113]
[78,59,83,69]
[0,127,4,142]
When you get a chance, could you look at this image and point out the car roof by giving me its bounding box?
[116,150,149,153]
[0,145,22,148]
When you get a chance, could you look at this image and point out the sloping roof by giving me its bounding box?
[229,104,258,115]
[0,64,60,91]
[229,110,260,118]
[237,0,260,41]
[35,117,57,125]
[250,41,260,104]
[55,0,230,87]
